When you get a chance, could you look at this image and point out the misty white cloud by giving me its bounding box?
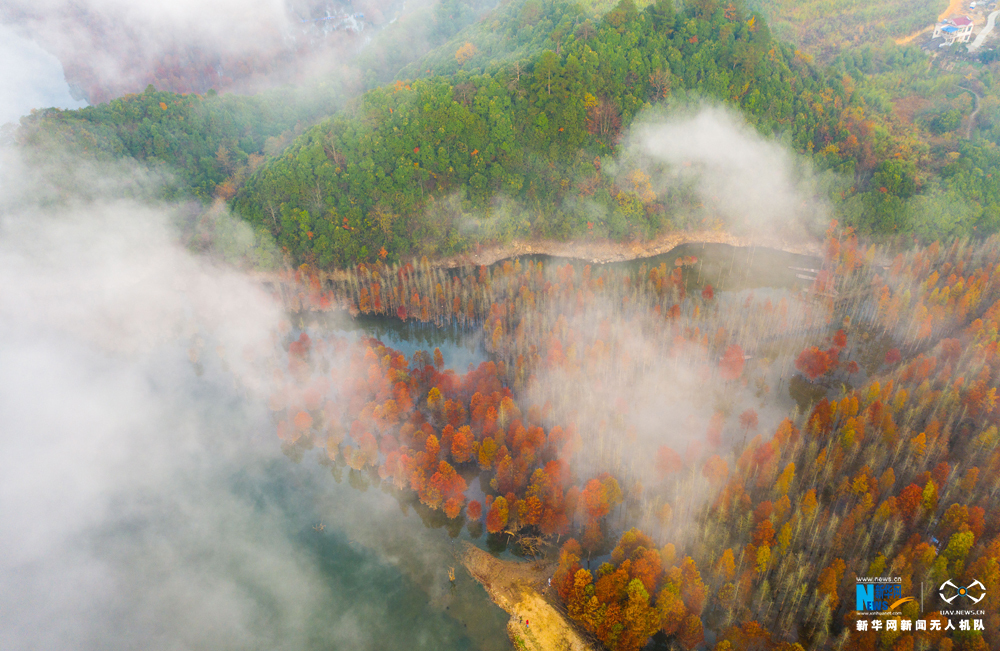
[516,277,811,544]
[0,23,86,126]
[4,0,291,55]
[1,0,422,101]
[625,106,828,240]
[0,147,507,650]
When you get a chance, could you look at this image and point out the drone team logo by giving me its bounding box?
[940,580,986,605]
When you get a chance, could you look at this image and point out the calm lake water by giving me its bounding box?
[235,454,513,651]
[201,346,512,651]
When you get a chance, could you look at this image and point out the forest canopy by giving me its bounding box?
[14,0,1000,270]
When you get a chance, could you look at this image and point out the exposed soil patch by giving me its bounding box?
[433,230,821,269]
[459,542,597,651]
[939,0,967,20]
[895,25,933,45]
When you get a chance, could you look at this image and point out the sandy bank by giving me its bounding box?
[459,542,597,651]
[251,230,822,288]
[434,230,821,269]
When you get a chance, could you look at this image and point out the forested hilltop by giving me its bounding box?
[13,87,327,200]
[228,0,1000,267]
[233,0,916,267]
[14,0,1000,268]
[8,0,497,199]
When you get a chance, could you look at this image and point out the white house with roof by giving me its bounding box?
[934,15,975,44]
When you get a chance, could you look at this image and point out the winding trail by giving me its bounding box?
[959,85,982,138]
[895,25,933,45]
[968,9,1000,51]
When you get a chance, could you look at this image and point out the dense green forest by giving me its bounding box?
[232,0,922,266]
[9,0,498,200]
[14,87,328,200]
[14,0,1000,268]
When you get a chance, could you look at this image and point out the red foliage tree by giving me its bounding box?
[467,499,482,521]
[796,346,832,380]
[555,539,583,602]
[719,345,745,380]
[702,455,729,485]
[293,410,313,431]
[739,409,759,433]
[897,483,923,521]
[656,445,684,477]
[582,478,611,520]
[678,615,705,650]
[451,426,475,463]
[486,496,509,533]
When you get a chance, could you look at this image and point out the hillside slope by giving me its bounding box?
[233,0,901,267]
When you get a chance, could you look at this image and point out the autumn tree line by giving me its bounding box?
[676,228,1000,651]
[253,222,1000,651]
[268,325,633,548]
[531,228,1000,651]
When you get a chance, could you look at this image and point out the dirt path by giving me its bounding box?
[433,230,821,269]
[895,25,933,45]
[959,85,981,138]
[459,543,597,651]
[939,0,965,20]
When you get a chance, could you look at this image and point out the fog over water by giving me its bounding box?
[0,141,510,649]
[0,0,516,641]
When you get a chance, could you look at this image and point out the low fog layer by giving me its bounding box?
[1,0,420,102]
[518,283,804,537]
[624,106,828,242]
[0,150,505,650]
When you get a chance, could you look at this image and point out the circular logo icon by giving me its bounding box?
[940,580,986,605]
